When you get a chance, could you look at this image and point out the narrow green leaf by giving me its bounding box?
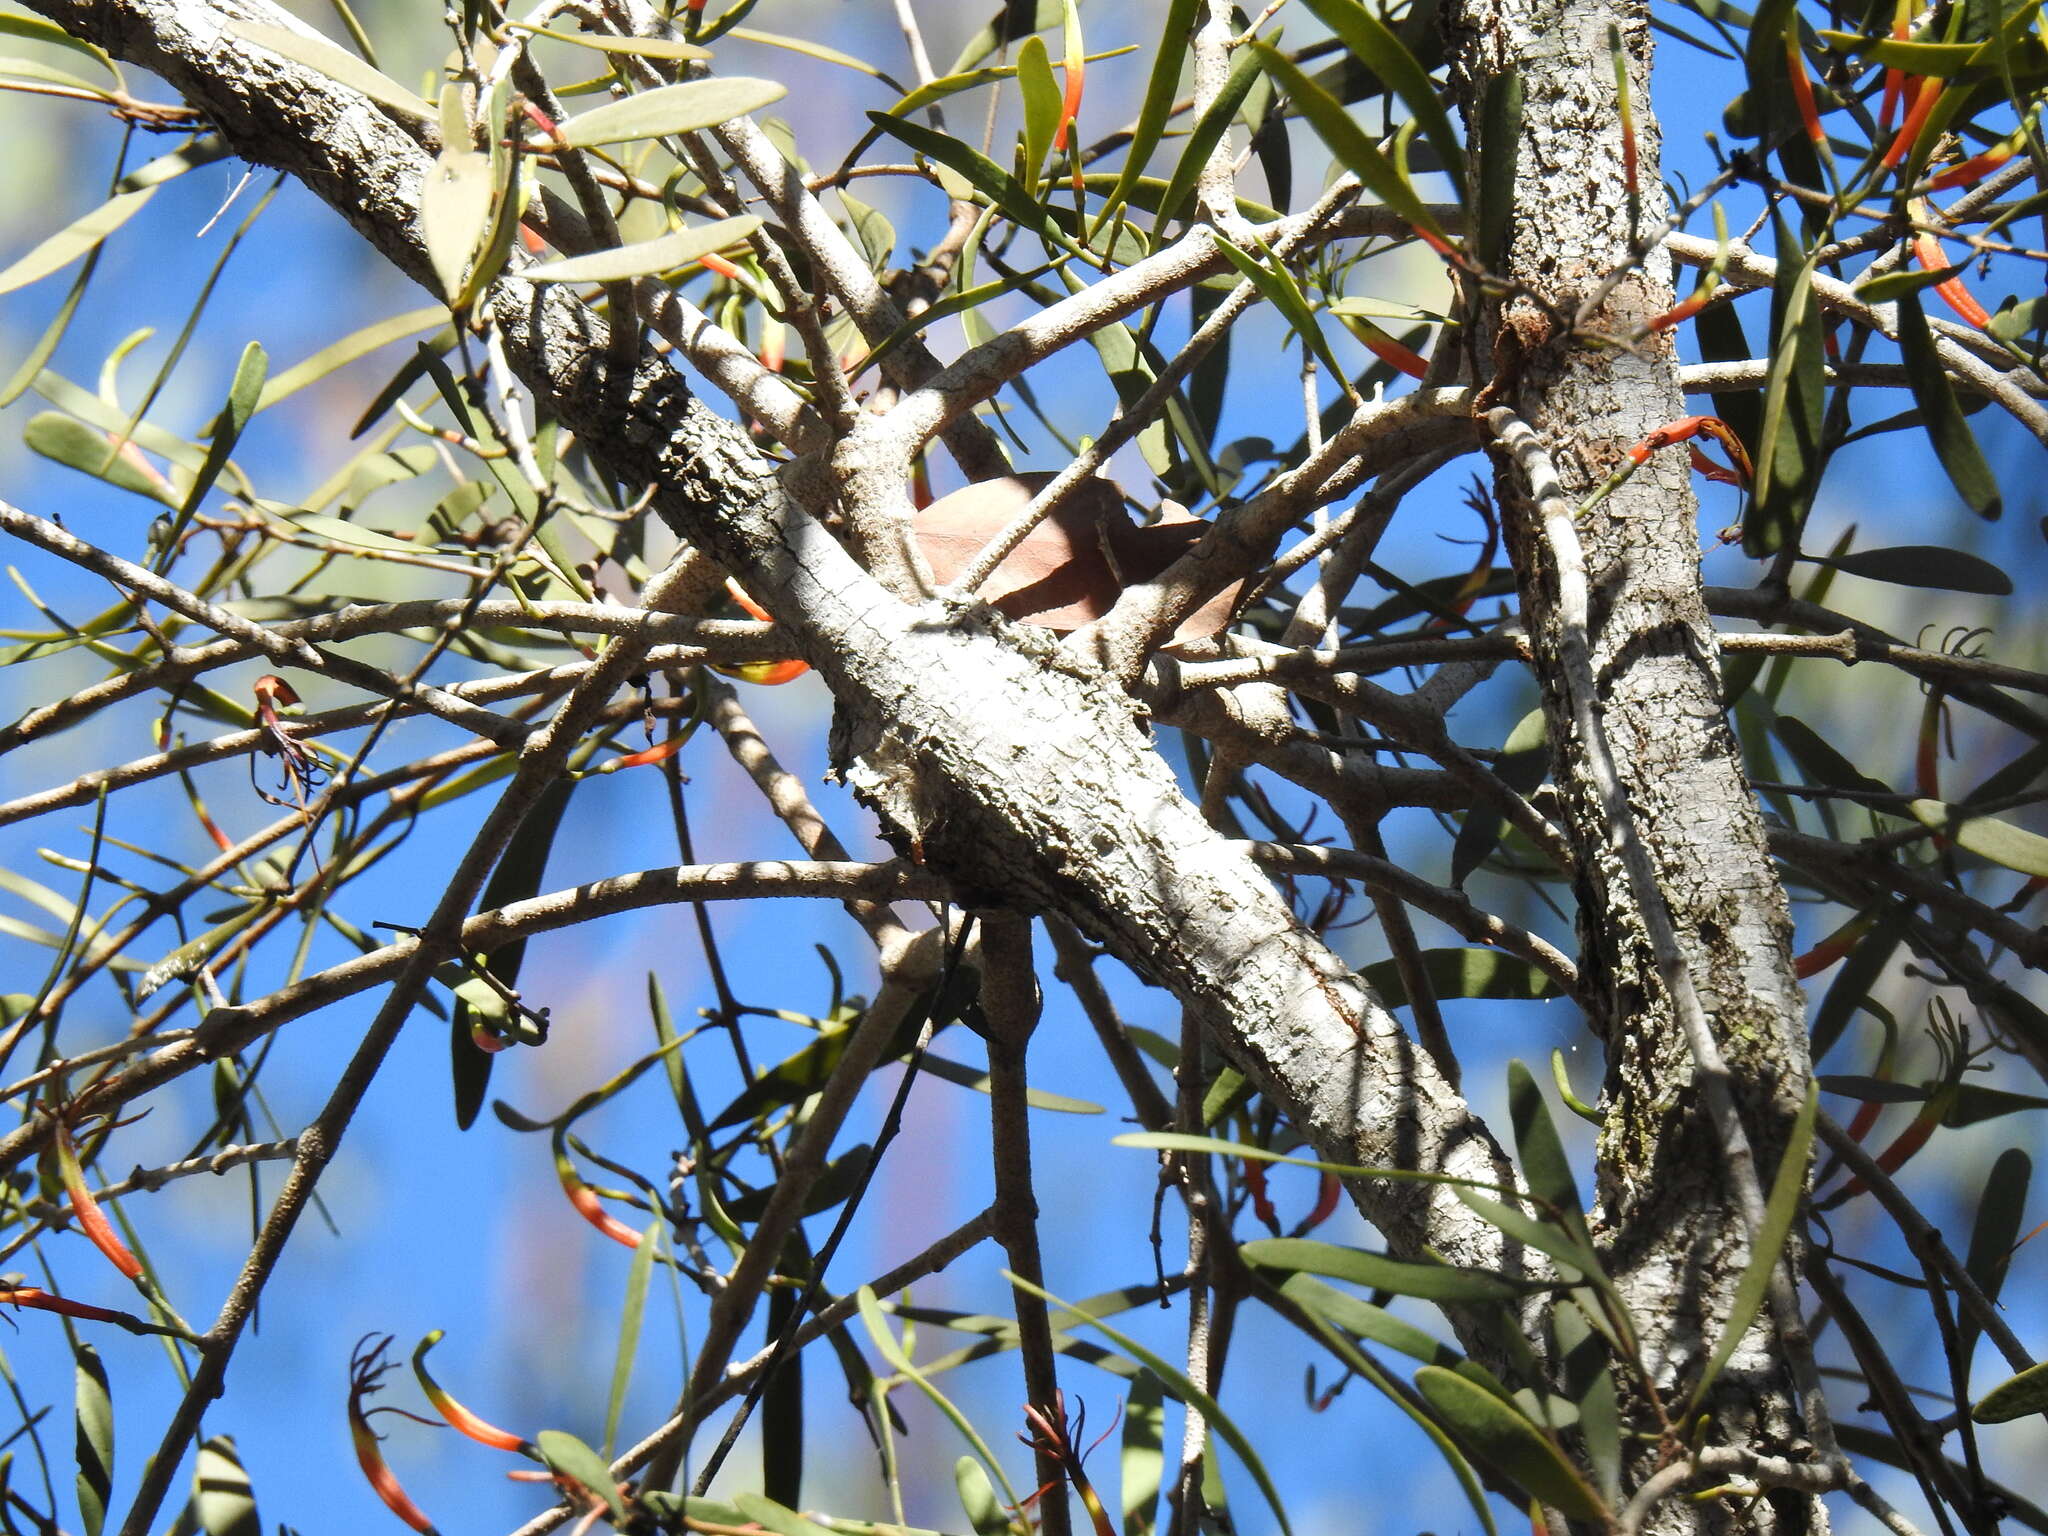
[1910,800,2048,877]
[1974,1360,2048,1424]
[555,77,787,146]
[1121,1372,1164,1536]
[1855,264,1972,303]
[837,189,894,270]
[1506,1060,1587,1244]
[1241,1236,1526,1304]
[523,215,763,284]
[950,0,1065,72]
[1894,289,2002,519]
[1961,1149,2030,1363]
[0,189,152,296]
[1745,209,1823,553]
[1474,70,1522,271]
[1366,948,1559,1006]
[1251,43,1454,250]
[1771,713,1892,793]
[1299,0,1466,186]
[1094,0,1202,232]
[1005,1273,1294,1536]
[74,1343,112,1536]
[0,14,118,79]
[192,1437,260,1536]
[1690,1080,1816,1414]
[173,340,266,530]
[24,412,175,504]
[508,22,710,60]
[599,1216,659,1459]
[867,111,1074,252]
[537,1430,629,1521]
[287,512,418,552]
[1017,35,1062,189]
[1452,1188,1601,1281]
[1212,233,1352,392]
[955,1456,1008,1536]
[224,20,431,119]
[420,148,494,303]
[255,306,448,412]
[1276,1273,1462,1368]
[1414,1366,1603,1519]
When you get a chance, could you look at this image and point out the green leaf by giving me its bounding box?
[1746,208,1822,554]
[256,306,448,412]
[1250,43,1454,250]
[1974,1360,2048,1424]
[174,340,266,529]
[1771,713,1891,794]
[1894,290,2002,520]
[1910,800,2048,877]
[867,111,1074,253]
[731,1492,834,1536]
[1816,543,2010,593]
[1017,35,1062,189]
[1473,69,1523,271]
[192,1437,260,1536]
[1413,1366,1603,1519]
[537,1430,628,1521]
[955,1456,1008,1536]
[1240,1236,1527,1304]
[1121,1372,1165,1536]
[508,22,710,61]
[420,147,495,304]
[1452,1188,1602,1281]
[1365,947,1560,1007]
[0,189,152,296]
[1298,0,1466,187]
[74,1343,112,1536]
[604,1216,659,1457]
[1507,1060,1587,1244]
[950,0,1066,72]
[286,512,418,552]
[522,215,763,283]
[23,412,174,504]
[1005,1273,1294,1536]
[223,20,431,120]
[0,14,118,80]
[724,1142,874,1221]
[1690,1080,1816,1415]
[1855,264,1972,304]
[1961,1150,2029,1362]
[1276,1272,1463,1368]
[1211,233,1352,394]
[1094,0,1201,232]
[837,189,895,270]
[555,77,787,146]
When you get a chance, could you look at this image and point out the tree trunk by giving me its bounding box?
[1443,0,1824,1527]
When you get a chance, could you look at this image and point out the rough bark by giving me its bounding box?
[22,0,1531,1340]
[1442,0,1823,1526]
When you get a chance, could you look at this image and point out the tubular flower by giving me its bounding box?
[555,1144,645,1249]
[412,1333,533,1454]
[52,1122,143,1281]
[350,1337,443,1536]
[1911,216,1993,330]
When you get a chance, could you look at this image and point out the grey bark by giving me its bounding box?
[1442,0,1824,1527]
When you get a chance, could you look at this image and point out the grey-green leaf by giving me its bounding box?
[523,216,763,284]
[555,78,787,147]
[1894,290,2003,520]
[74,1343,112,1536]
[1414,1366,1603,1519]
[224,20,430,119]
[1240,1236,1525,1303]
[1974,1360,2048,1424]
[1910,800,2048,878]
[0,189,153,296]
[1690,1080,1816,1414]
[537,1430,628,1521]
